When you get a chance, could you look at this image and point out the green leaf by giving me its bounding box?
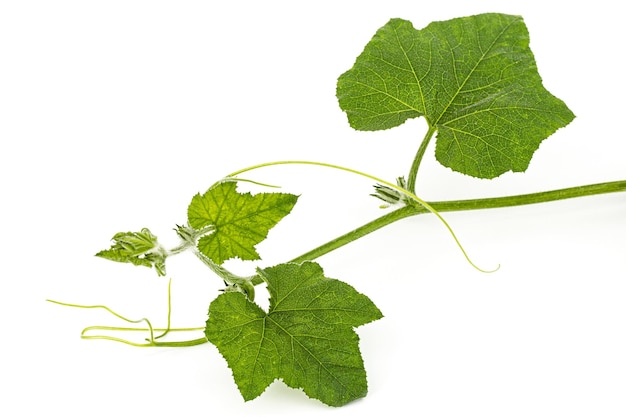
[205,261,383,406]
[96,228,167,276]
[187,181,298,265]
[337,13,575,179]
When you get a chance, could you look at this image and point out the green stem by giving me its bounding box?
[426,180,626,211]
[232,160,624,285]
[174,223,254,292]
[282,179,626,267]
[191,248,256,300]
[287,206,418,266]
[406,125,436,193]
[228,160,497,277]
[250,209,417,287]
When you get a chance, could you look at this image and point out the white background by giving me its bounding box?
[2,1,625,416]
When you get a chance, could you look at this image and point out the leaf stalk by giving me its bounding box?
[407,124,436,192]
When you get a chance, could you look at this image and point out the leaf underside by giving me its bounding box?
[205,261,383,407]
[337,13,575,179]
[187,181,298,265]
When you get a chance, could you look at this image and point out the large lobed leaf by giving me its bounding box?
[187,181,298,265]
[337,13,575,179]
[205,261,383,406]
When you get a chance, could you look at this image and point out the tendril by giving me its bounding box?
[46,278,207,347]
[222,177,282,189]
[226,160,499,273]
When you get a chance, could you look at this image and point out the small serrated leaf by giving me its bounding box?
[95,228,167,276]
[187,181,298,265]
[337,13,575,179]
[205,261,383,407]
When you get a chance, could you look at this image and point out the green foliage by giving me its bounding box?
[337,13,575,179]
[96,228,167,276]
[187,181,298,265]
[205,261,383,406]
[59,11,626,410]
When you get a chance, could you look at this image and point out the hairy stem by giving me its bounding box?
[281,179,626,269]
[406,125,436,193]
[227,160,497,278]
[234,159,624,285]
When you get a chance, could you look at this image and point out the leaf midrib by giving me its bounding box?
[432,17,519,127]
[266,314,357,401]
